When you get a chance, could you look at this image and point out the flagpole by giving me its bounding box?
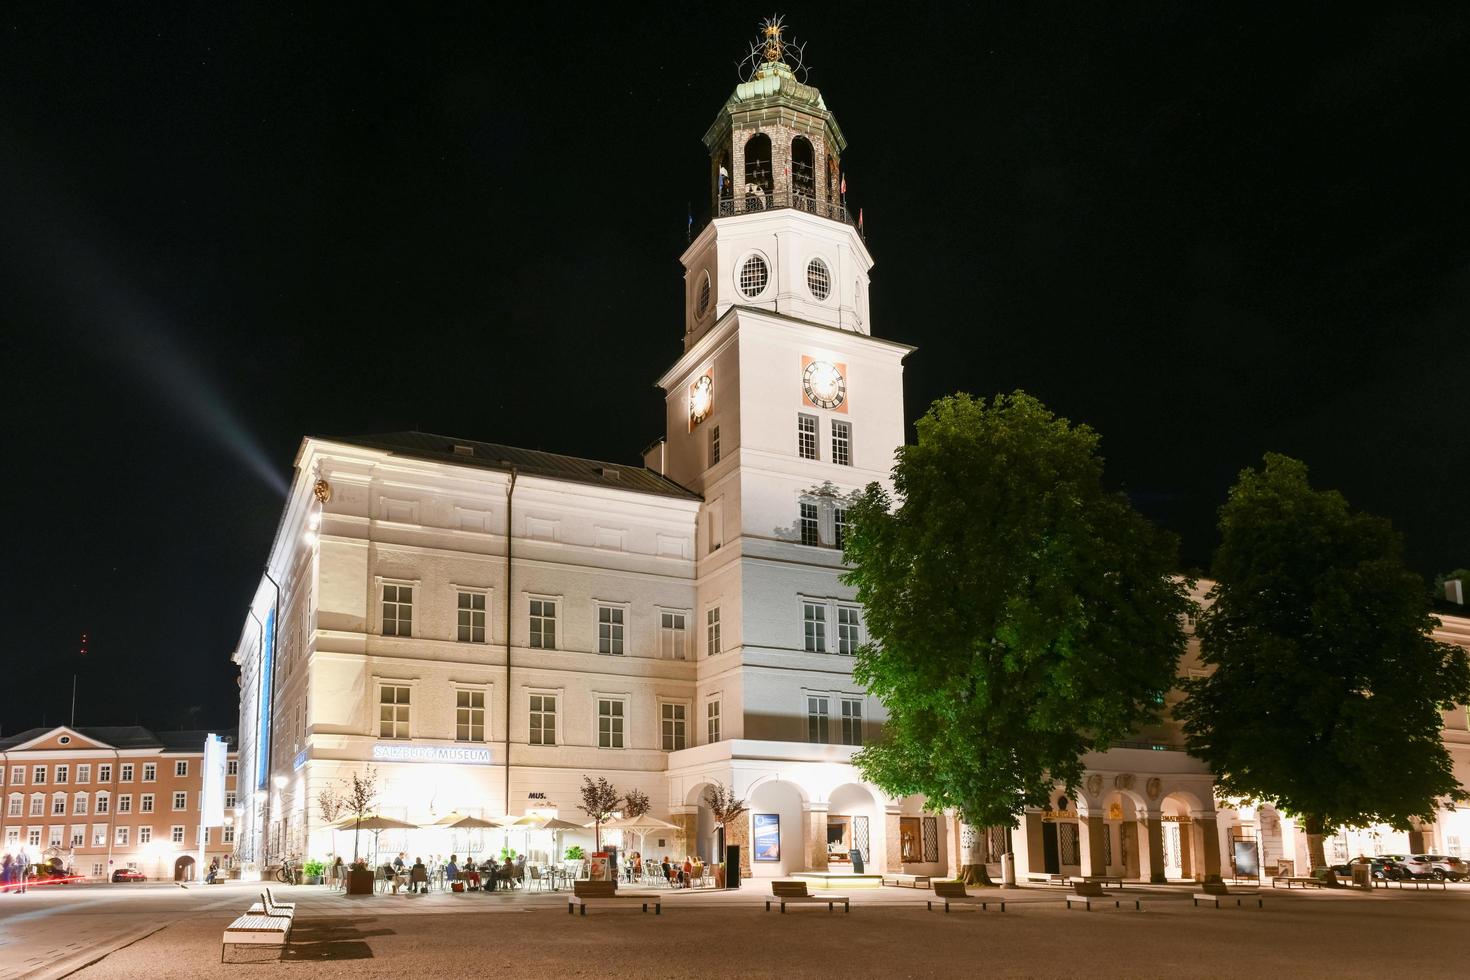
[71,674,77,728]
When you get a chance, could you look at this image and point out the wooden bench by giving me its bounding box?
[1065,879,1140,911]
[1373,877,1447,891]
[881,872,932,889]
[222,914,291,962]
[1074,875,1123,890]
[567,879,661,916]
[247,889,296,918]
[765,880,849,913]
[1193,880,1262,909]
[1271,876,1322,889]
[926,880,1005,912]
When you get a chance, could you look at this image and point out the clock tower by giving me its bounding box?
[652,19,913,759]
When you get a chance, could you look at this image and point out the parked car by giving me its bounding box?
[1383,854,1437,879]
[1330,856,1411,880]
[1414,854,1468,881]
[111,868,146,883]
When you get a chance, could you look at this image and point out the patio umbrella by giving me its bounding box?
[435,813,501,858]
[593,814,682,859]
[331,814,419,865]
[537,817,585,866]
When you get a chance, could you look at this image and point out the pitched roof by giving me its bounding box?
[0,726,237,752]
[319,431,701,502]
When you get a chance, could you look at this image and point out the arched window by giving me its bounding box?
[791,136,816,202]
[717,150,732,202]
[743,133,773,201]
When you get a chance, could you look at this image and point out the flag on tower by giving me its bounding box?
[840,174,846,196]
[687,203,693,242]
[858,208,864,234]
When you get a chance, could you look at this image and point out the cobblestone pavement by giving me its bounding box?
[4,879,1469,978]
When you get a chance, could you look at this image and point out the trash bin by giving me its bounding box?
[1351,864,1372,890]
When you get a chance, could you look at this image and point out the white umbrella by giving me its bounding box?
[592,814,682,860]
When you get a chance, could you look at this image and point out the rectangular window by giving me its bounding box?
[171,826,185,844]
[6,797,20,817]
[807,696,830,743]
[457,591,487,643]
[140,794,154,813]
[837,606,861,655]
[834,507,849,550]
[115,827,130,846]
[597,699,625,749]
[227,759,238,777]
[56,765,69,784]
[798,414,818,460]
[74,794,88,816]
[659,611,688,660]
[456,689,486,743]
[597,605,625,655]
[139,826,152,844]
[30,795,44,816]
[33,766,46,784]
[174,761,188,778]
[52,795,66,815]
[172,792,187,811]
[10,766,23,784]
[706,699,722,744]
[529,693,557,746]
[832,420,851,466]
[710,425,721,465]
[900,816,922,863]
[120,764,133,782]
[381,583,413,636]
[118,795,132,814]
[800,501,820,546]
[92,826,106,846]
[841,699,864,746]
[223,825,235,844]
[142,764,156,782]
[529,598,557,650]
[706,607,722,656]
[661,703,687,751]
[225,791,236,809]
[98,764,111,783]
[803,601,827,653]
[379,685,411,739]
[77,765,91,784]
[48,826,63,848]
[96,794,109,814]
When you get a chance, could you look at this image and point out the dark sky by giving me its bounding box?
[3,4,1467,735]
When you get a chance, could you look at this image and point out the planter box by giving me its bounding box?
[347,867,375,895]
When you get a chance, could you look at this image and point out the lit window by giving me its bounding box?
[171,826,185,844]
[139,826,151,844]
[661,703,687,751]
[806,257,831,300]
[841,699,863,746]
[807,696,830,743]
[660,612,688,660]
[832,420,851,467]
[115,827,130,846]
[739,255,768,298]
[457,591,487,643]
[175,761,188,778]
[834,506,849,550]
[798,414,818,460]
[529,694,557,746]
[456,690,485,742]
[173,792,188,811]
[800,502,820,546]
[379,685,411,739]
[710,425,721,465]
[803,601,827,653]
[120,764,133,782]
[707,699,722,744]
[707,607,722,655]
[382,584,413,636]
[597,605,625,655]
[529,598,557,649]
[837,606,861,654]
[598,699,625,749]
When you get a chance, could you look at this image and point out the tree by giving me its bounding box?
[702,781,748,855]
[579,776,621,851]
[843,392,1193,884]
[317,784,346,862]
[344,767,378,862]
[622,788,651,820]
[1178,454,1470,872]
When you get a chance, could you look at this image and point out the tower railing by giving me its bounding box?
[716,191,852,226]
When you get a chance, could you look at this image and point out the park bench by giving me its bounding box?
[247,889,296,918]
[1271,876,1322,889]
[1065,879,1140,911]
[1073,875,1124,890]
[1373,877,1447,891]
[926,880,1005,912]
[1193,879,1262,909]
[567,879,661,915]
[222,895,293,963]
[765,880,850,913]
[881,872,931,889]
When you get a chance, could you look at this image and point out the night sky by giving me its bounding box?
[4,4,1467,735]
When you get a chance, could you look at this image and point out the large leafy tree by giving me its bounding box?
[1178,454,1470,872]
[845,392,1192,882]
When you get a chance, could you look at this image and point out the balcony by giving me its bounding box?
[716,191,853,227]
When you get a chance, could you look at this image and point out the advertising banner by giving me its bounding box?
[753,813,780,861]
[201,733,228,826]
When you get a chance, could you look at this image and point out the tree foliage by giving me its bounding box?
[702,781,748,830]
[345,767,378,861]
[1178,454,1470,842]
[579,776,621,850]
[846,392,1192,829]
[622,788,651,820]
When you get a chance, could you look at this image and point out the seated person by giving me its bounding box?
[445,855,460,886]
[410,857,429,894]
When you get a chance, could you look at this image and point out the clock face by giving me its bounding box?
[689,374,713,424]
[802,360,846,410]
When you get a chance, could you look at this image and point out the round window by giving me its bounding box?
[697,271,712,318]
[738,255,769,298]
[806,258,831,300]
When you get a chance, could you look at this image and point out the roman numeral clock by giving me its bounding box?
[801,357,848,412]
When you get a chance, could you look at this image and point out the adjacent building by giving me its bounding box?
[0,726,238,881]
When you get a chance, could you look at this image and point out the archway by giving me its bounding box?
[743,133,773,201]
[173,855,196,882]
[748,779,806,877]
[826,783,883,873]
[791,135,815,200]
[680,781,720,865]
[1160,791,1208,881]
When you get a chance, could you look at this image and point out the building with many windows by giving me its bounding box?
[0,726,237,881]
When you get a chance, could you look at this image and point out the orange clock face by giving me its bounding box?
[800,356,848,413]
[689,373,713,427]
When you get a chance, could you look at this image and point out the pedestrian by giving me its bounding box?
[2,854,11,893]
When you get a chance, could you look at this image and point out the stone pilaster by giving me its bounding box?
[1191,811,1222,881]
[883,807,903,873]
[724,814,752,880]
[1078,811,1107,877]
[803,805,829,871]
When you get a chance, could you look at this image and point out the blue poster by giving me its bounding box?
[753,813,780,861]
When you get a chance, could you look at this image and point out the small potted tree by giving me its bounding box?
[703,782,748,889]
[343,768,379,896]
[578,776,621,881]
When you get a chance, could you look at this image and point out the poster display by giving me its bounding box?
[1232,839,1260,879]
[753,813,780,861]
